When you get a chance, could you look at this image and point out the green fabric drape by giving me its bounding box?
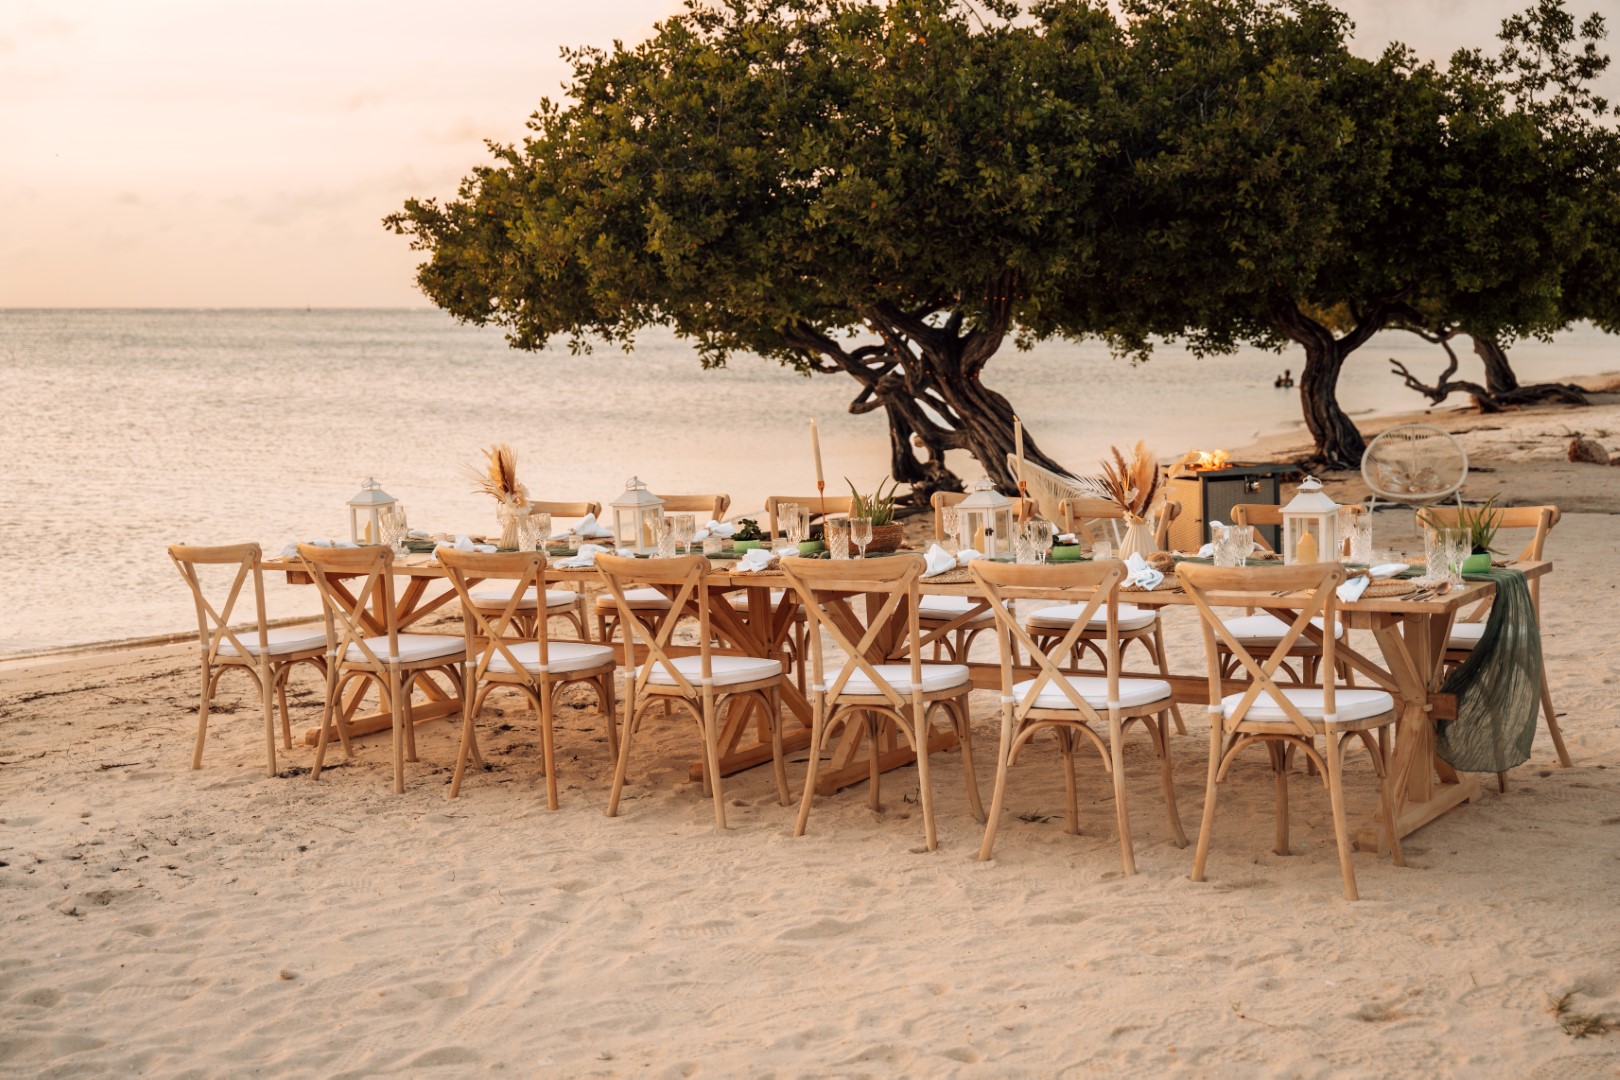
[1436,569,1543,773]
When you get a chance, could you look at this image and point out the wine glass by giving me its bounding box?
[674,513,697,555]
[787,507,808,546]
[1026,519,1056,563]
[777,502,800,543]
[1229,524,1257,565]
[941,505,961,553]
[849,516,873,559]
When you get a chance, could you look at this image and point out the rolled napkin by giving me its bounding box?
[922,543,957,578]
[1337,574,1370,604]
[732,547,778,573]
[693,519,736,541]
[1124,552,1164,590]
[555,542,609,569]
[955,548,984,566]
[1196,520,1226,559]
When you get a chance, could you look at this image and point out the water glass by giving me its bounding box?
[1013,533,1037,564]
[788,507,810,546]
[1211,524,1240,567]
[941,505,961,552]
[516,512,538,553]
[655,519,678,559]
[531,512,552,551]
[826,519,851,560]
[674,513,697,555]
[849,516,873,559]
[1444,527,1470,587]
[1423,529,1448,585]
[777,502,801,543]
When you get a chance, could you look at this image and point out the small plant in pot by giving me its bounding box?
[1454,496,1502,573]
[846,477,906,553]
[731,517,765,551]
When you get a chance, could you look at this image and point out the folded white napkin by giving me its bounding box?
[1337,575,1370,604]
[922,543,957,578]
[693,519,735,541]
[555,543,609,569]
[955,548,984,566]
[574,513,614,539]
[282,538,358,556]
[1057,533,1078,545]
[406,529,431,540]
[732,548,778,573]
[434,534,496,555]
[1124,552,1164,590]
[1196,520,1226,559]
[1369,562,1407,580]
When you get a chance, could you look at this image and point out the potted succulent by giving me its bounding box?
[731,517,765,552]
[847,477,905,553]
[1455,496,1502,574]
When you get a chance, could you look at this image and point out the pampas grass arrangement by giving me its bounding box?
[467,443,529,548]
[1098,442,1160,523]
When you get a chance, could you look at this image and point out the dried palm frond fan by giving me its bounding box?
[1361,424,1467,531]
[466,443,530,549]
[1005,454,1112,523]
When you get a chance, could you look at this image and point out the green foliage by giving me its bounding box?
[1457,496,1504,555]
[846,476,900,526]
[731,518,764,542]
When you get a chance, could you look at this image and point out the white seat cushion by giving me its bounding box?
[469,586,577,611]
[1219,614,1343,645]
[487,640,616,676]
[1026,603,1157,632]
[917,595,995,623]
[1011,675,1173,711]
[594,586,672,610]
[646,655,785,688]
[1221,687,1394,724]
[216,626,327,657]
[1447,622,1486,650]
[838,663,971,696]
[344,634,465,664]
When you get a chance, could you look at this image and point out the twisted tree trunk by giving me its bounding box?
[1389,329,1589,412]
[1268,295,1395,470]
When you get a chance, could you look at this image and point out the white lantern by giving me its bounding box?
[1281,475,1340,566]
[611,477,666,553]
[956,476,1016,558]
[347,478,396,545]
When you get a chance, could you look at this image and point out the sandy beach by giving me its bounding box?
[4,392,1619,1077]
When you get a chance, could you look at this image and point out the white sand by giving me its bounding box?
[3,398,1620,1076]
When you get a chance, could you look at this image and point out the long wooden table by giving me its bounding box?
[269,552,1548,847]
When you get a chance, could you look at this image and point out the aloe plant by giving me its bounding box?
[1456,495,1503,555]
[845,477,900,526]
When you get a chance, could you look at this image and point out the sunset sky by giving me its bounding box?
[4,0,1614,308]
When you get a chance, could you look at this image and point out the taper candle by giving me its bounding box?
[810,418,825,485]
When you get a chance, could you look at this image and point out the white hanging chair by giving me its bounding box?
[1006,454,1112,524]
[1360,424,1468,515]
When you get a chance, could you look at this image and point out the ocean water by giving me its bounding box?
[1,308,1611,656]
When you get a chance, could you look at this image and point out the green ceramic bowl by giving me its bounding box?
[798,540,826,555]
[732,539,761,552]
[1049,545,1085,562]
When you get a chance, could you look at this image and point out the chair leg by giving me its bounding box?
[1539,668,1572,767]
[978,709,1017,862]
[794,702,827,837]
[602,672,620,762]
[311,666,339,781]
[192,658,212,770]
[388,668,406,795]
[912,700,938,852]
[1058,728,1080,836]
[1191,720,1224,882]
[769,688,790,807]
[1155,714,1188,848]
[953,697,985,823]
[276,669,294,750]
[1109,712,1137,876]
[702,690,727,829]
[866,712,882,812]
[1270,741,1290,856]
[1325,732,1359,901]
[1376,728,1406,868]
[257,660,278,778]
[448,680,481,800]
[539,679,560,811]
[606,695,639,818]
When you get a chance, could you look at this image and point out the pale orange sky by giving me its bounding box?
[2,0,1612,308]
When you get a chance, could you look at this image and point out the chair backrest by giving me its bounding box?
[1057,499,1177,549]
[765,494,855,538]
[1178,561,1344,738]
[1361,423,1469,505]
[1231,502,1365,553]
[595,554,711,697]
[969,559,1127,728]
[296,544,399,667]
[527,500,602,521]
[438,549,549,683]
[168,542,270,664]
[779,554,924,710]
[655,493,732,521]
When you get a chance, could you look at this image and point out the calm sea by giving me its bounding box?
[1,309,1611,657]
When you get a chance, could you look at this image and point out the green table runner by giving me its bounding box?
[1436,568,1543,773]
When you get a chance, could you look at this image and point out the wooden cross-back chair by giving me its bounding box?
[597,554,788,827]
[1214,502,1365,688]
[1418,503,1568,772]
[764,494,855,538]
[297,544,467,794]
[1179,562,1404,901]
[969,560,1186,874]
[439,549,618,808]
[916,490,1039,663]
[1021,498,1185,734]
[779,555,984,851]
[524,500,601,635]
[1057,497,1179,551]
[593,493,734,644]
[168,543,328,777]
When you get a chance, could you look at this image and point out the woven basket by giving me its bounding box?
[866,523,905,553]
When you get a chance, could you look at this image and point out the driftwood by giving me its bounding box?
[1390,329,1590,413]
